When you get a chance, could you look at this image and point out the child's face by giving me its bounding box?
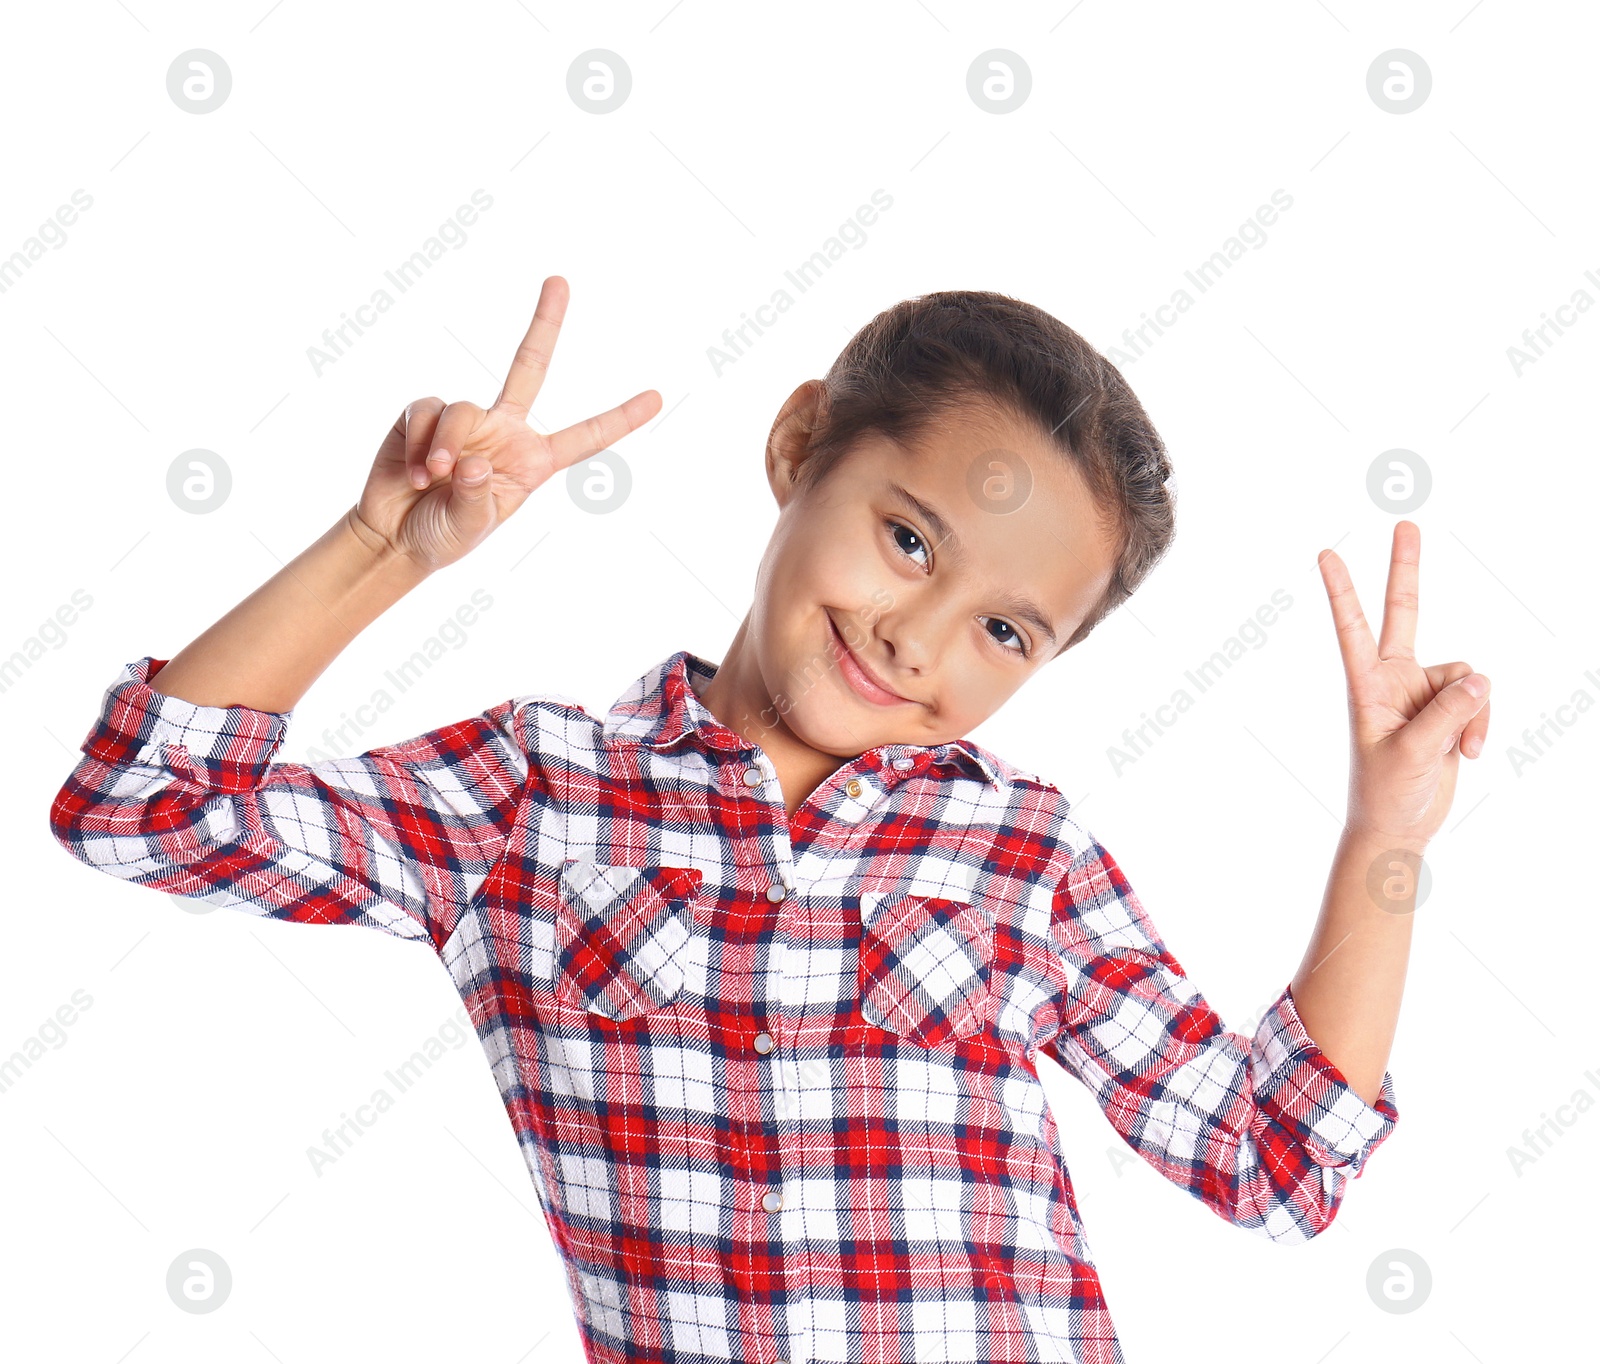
[745,386,1122,758]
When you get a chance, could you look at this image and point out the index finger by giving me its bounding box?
[493,276,569,419]
[1317,544,1378,681]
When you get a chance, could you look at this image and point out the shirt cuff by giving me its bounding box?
[1251,981,1399,1177]
[79,656,293,795]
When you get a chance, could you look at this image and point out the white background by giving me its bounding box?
[4,2,1594,1360]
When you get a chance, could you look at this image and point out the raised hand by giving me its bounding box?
[1317,520,1491,848]
[350,276,661,571]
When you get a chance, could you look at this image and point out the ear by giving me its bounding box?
[765,379,827,507]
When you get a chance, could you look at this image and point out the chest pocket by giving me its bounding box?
[554,857,704,1021]
[858,888,996,1046]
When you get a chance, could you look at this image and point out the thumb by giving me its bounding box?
[445,454,496,532]
[1408,673,1490,757]
[451,454,492,509]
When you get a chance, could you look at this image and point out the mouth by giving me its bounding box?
[826,614,918,708]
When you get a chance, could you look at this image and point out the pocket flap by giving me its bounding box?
[859,892,995,1046]
[556,858,703,1020]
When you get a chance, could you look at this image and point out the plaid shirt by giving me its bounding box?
[51,648,1399,1364]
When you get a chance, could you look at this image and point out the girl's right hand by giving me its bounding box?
[349,276,661,573]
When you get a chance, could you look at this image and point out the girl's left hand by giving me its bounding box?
[1317,520,1491,849]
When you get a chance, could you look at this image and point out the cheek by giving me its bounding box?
[775,523,893,611]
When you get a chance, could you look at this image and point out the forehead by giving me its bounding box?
[829,404,1122,635]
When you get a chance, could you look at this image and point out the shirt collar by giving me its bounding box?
[601,650,1014,791]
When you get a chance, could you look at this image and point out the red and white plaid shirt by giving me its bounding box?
[51,648,1399,1364]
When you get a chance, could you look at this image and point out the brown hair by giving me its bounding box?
[795,289,1177,654]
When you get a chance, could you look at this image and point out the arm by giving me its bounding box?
[48,652,531,948]
[1289,523,1492,1107]
[1042,831,1399,1244]
[1286,825,1422,1108]
[48,279,661,943]
[146,506,431,713]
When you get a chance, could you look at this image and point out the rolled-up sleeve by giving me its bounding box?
[47,655,531,951]
[1040,829,1399,1244]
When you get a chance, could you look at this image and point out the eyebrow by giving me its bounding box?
[885,481,1060,650]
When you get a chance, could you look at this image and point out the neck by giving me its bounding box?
[693,617,851,819]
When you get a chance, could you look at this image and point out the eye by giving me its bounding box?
[983,617,1030,657]
[886,518,930,569]
[886,517,1030,657]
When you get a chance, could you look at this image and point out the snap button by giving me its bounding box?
[892,757,914,771]
[765,883,787,903]
[753,1031,774,1054]
[845,778,862,798]
[761,1188,783,1213]
[742,767,763,787]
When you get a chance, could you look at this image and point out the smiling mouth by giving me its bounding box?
[826,614,917,707]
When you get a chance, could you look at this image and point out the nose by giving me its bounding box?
[876,586,960,672]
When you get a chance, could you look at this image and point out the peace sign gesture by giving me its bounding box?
[1317,520,1491,848]
[351,276,661,571]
